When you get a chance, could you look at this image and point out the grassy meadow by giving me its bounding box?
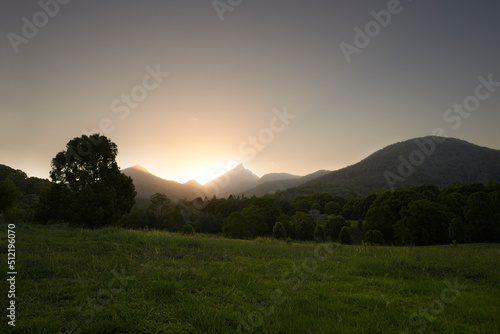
[2,222,499,333]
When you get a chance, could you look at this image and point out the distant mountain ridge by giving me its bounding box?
[121,165,204,200]
[121,163,331,199]
[240,169,331,197]
[123,136,500,199]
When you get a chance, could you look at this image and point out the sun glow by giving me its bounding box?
[181,160,241,185]
[190,169,214,185]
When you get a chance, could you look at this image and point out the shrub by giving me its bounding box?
[325,215,349,239]
[293,212,316,241]
[314,224,325,241]
[339,226,352,245]
[273,222,287,240]
[182,224,195,235]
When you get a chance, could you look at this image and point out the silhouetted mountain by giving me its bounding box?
[203,163,260,198]
[241,169,330,197]
[121,163,330,200]
[121,165,205,200]
[259,172,300,183]
[121,136,499,200]
[277,136,500,198]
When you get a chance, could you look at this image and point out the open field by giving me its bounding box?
[2,223,499,333]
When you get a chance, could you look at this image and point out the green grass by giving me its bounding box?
[1,223,499,333]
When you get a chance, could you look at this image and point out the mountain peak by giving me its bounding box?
[231,162,246,171]
[127,164,151,174]
[185,179,202,187]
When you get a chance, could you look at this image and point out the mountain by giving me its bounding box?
[122,136,500,200]
[203,163,260,198]
[276,136,500,199]
[241,169,331,197]
[121,165,205,200]
[199,164,331,198]
[259,172,301,183]
[122,163,330,200]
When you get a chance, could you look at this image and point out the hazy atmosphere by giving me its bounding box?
[2,0,499,184]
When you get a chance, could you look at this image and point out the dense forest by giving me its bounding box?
[1,134,499,246]
[117,181,500,245]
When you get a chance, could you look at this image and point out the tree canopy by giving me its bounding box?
[38,134,136,227]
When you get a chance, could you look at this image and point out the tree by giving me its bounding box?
[222,212,252,239]
[149,193,172,214]
[394,199,452,246]
[148,193,173,227]
[363,229,384,245]
[121,210,147,229]
[164,207,184,232]
[242,205,269,237]
[339,226,352,245]
[193,212,221,234]
[325,215,349,239]
[314,224,325,241]
[364,189,423,243]
[357,220,363,232]
[464,192,495,242]
[273,222,287,240]
[311,202,321,212]
[292,196,311,213]
[39,134,136,227]
[249,197,282,232]
[277,214,294,239]
[324,201,340,215]
[292,212,315,241]
[0,179,22,215]
[448,217,466,244]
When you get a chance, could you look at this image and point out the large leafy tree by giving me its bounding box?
[394,199,452,246]
[38,134,136,228]
[325,215,350,240]
[292,212,315,241]
[464,192,496,242]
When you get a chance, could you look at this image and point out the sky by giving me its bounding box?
[1,0,499,184]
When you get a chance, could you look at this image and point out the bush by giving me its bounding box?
[293,212,316,241]
[182,224,195,235]
[325,215,349,239]
[339,226,352,245]
[314,224,325,241]
[363,229,384,245]
[273,222,287,240]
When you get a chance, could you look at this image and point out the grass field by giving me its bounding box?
[2,223,499,333]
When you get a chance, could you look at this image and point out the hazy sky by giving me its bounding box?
[2,0,499,184]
